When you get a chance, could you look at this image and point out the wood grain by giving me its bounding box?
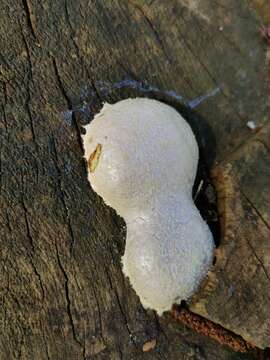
[0,0,269,358]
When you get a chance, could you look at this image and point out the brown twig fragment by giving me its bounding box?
[171,305,267,358]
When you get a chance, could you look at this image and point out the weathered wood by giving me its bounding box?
[190,122,270,349]
[0,0,269,358]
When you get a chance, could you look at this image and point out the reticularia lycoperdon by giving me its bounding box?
[82,98,214,315]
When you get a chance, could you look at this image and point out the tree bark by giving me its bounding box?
[0,0,269,359]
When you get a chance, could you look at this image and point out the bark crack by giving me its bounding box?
[20,24,37,144]
[5,210,12,233]
[128,2,193,91]
[63,1,103,103]
[118,346,123,360]
[30,258,45,300]
[21,198,45,299]
[257,138,270,154]
[21,0,37,39]
[154,312,169,342]
[52,58,84,153]
[2,81,8,104]
[83,252,107,345]
[131,3,170,60]
[241,190,270,284]
[55,242,82,347]
[21,198,35,253]
[91,284,105,345]
[246,238,270,285]
[2,104,8,134]
[51,136,76,253]
[241,190,270,231]
[105,269,137,348]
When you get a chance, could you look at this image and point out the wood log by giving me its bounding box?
[0,0,269,358]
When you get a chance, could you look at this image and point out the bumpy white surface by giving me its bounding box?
[82,98,214,315]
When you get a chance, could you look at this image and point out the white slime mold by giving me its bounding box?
[82,98,214,315]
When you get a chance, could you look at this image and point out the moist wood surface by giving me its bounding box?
[0,0,269,358]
